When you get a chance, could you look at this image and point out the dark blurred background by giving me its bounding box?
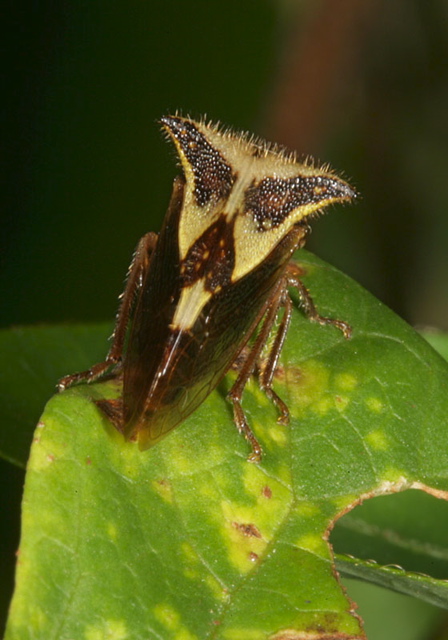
[3,1,448,332]
[2,0,448,636]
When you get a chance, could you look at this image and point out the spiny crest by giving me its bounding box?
[160,114,351,185]
[160,114,290,166]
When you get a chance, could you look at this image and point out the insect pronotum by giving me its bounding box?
[59,115,356,462]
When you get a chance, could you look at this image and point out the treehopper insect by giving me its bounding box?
[59,116,355,461]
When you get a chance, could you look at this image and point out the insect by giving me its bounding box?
[58,115,355,461]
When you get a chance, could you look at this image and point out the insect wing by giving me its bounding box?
[118,116,356,452]
[124,218,302,450]
[121,177,185,441]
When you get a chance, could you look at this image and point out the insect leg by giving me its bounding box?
[228,280,286,463]
[258,291,293,426]
[286,262,352,339]
[58,232,158,391]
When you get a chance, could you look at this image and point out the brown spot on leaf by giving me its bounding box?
[273,364,286,381]
[262,485,273,499]
[232,522,262,538]
[283,365,303,386]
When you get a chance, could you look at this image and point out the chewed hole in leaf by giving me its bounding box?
[331,490,448,580]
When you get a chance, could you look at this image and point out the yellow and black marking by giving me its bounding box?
[162,115,355,301]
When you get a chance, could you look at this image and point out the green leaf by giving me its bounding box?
[5,251,448,639]
[421,330,448,364]
[336,555,448,610]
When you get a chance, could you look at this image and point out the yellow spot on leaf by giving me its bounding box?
[268,424,288,446]
[366,429,389,451]
[28,608,47,633]
[296,533,326,554]
[85,619,128,640]
[380,469,409,486]
[334,394,350,412]
[333,494,358,511]
[181,543,201,581]
[110,443,143,481]
[335,372,358,391]
[295,502,321,518]
[183,566,199,580]
[152,478,173,503]
[107,523,118,541]
[181,542,198,564]
[365,397,384,413]
[153,603,181,631]
[313,396,332,415]
[242,463,267,498]
[205,574,228,601]
[277,464,293,488]
[153,603,198,640]
[176,631,198,640]
[242,462,292,507]
[288,360,329,410]
[29,446,55,471]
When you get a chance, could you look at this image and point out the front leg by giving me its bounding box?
[286,262,352,339]
[58,232,158,391]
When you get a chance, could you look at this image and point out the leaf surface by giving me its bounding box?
[4,251,448,639]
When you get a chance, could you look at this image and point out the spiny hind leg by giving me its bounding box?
[228,280,287,462]
[257,291,293,427]
[228,262,352,462]
[254,262,353,451]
